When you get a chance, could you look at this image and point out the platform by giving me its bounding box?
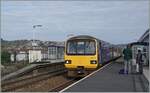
[143,66,149,82]
[1,60,64,81]
[62,61,149,92]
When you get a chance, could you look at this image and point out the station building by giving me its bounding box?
[48,45,64,60]
[138,29,149,66]
[138,29,149,43]
[130,29,149,66]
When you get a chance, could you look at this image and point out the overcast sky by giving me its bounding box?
[1,0,149,44]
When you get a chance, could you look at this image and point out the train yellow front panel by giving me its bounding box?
[65,55,98,69]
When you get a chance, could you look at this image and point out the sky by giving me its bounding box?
[1,0,149,44]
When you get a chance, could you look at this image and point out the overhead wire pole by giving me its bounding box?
[31,25,42,63]
[32,25,42,48]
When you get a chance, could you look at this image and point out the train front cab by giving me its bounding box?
[64,39,100,77]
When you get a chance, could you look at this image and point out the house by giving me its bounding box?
[9,49,28,62]
[10,54,15,62]
[16,51,28,61]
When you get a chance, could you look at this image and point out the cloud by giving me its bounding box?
[1,1,149,44]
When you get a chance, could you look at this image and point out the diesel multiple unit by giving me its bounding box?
[64,35,120,77]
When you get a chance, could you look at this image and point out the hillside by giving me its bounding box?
[1,39,65,51]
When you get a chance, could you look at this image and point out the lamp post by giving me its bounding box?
[30,25,42,63]
[32,25,42,47]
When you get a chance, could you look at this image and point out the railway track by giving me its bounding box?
[49,78,79,92]
[2,69,67,92]
[2,57,121,92]
[48,57,122,92]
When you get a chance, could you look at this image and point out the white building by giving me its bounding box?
[29,50,42,63]
[41,51,48,60]
[16,51,28,61]
[10,51,28,62]
[10,54,15,62]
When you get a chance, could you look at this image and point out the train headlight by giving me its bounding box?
[65,60,71,64]
[90,60,97,64]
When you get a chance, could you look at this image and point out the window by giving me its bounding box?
[85,41,95,54]
[77,42,85,54]
[67,41,77,54]
[67,40,96,55]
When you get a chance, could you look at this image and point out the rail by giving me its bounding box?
[2,68,67,92]
[49,78,80,92]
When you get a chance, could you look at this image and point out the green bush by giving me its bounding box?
[1,51,11,65]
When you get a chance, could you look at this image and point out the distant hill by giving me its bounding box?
[1,39,65,51]
[1,38,126,51]
[115,44,127,48]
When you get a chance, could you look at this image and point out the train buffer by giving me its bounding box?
[62,58,149,92]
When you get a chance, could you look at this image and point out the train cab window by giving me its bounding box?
[85,41,95,54]
[77,42,85,54]
[67,42,76,54]
[67,40,96,55]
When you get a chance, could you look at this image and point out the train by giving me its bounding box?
[64,35,121,77]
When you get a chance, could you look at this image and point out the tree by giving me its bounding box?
[1,51,11,65]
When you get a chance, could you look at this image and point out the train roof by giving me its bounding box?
[67,35,113,47]
[67,35,98,41]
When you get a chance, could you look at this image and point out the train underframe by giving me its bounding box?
[67,67,98,77]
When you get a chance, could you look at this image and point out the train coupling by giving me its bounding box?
[77,66,85,74]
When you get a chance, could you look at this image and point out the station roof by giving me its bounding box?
[138,29,149,42]
[130,42,149,46]
[48,45,64,48]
